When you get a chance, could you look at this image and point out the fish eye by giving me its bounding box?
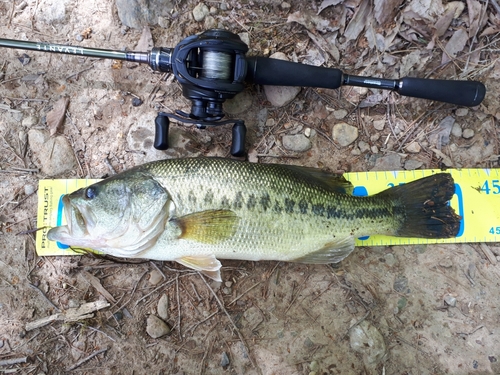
[84,186,97,200]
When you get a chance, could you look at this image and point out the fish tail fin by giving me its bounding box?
[377,173,461,238]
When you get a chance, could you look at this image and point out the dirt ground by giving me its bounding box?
[1,0,500,374]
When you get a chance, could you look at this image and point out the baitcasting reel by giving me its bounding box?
[0,29,487,156]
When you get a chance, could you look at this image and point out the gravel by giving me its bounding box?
[331,122,358,147]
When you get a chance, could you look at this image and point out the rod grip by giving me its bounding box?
[246,57,343,89]
[398,77,485,107]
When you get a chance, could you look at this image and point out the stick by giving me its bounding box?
[0,357,28,366]
[479,243,497,265]
[66,348,107,371]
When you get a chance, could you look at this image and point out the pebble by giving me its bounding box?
[358,141,370,153]
[28,129,77,176]
[281,1,291,9]
[332,109,348,119]
[370,145,379,154]
[24,184,36,196]
[393,275,408,293]
[157,294,169,320]
[146,315,171,338]
[332,122,358,147]
[451,122,462,138]
[456,108,469,117]
[404,158,423,170]
[444,295,457,307]
[384,253,396,266]
[373,119,385,131]
[132,97,143,107]
[349,320,386,366]
[148,270,163,285]
[462,128,475,139]
[405,141,421,153]
[221,351,230,368]
[193,3,209,22]
[116,0,174,28]
[75,34,84,42]
[370,133,380,142]
[38,0,71,24]
[371,154,401,171]
[263,52,301,107]
[282,134,312,152]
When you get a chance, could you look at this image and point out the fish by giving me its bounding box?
[47,157,461,281]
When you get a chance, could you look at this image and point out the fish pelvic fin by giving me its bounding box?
[176,255,222,282]
[292,236,355,264]
[378,173,461,238]
[173,209,240,244]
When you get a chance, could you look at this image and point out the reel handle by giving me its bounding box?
[154,114,169,150]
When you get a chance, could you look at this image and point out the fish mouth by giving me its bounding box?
[47,195,94,243]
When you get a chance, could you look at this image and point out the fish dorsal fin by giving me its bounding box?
[280,165,353,194]
[292,236,355,264]
[176,255,222,282]
[173,209,240,244]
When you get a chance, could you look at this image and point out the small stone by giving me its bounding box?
[75,34,84,42]
[309,360,319,372]
[18,53,30,66]
[220,2,228,10]
[370,145,379,154]
[351,148,361,155]
[393,275,408,293]
[148,270,163,285]
[204,15,216,29]
[281,1,291,9]
[373,119,385,131]
[332,122,358,147]
[371,154,401,171]
[67,299,80,309]
[282,134,312,152]
[455,108,469,117]
[225,281,233,287]
[444,295,457,307]
[157,294,169,321]
[451,122,462,138]
[462,128,474,139]
[193,3,209,22]
[405,141,421,153]
[132,97,143,107]
[384,253,396,266]
[22,115,38,127]
[404,158,423,170]
[358,141,370,153]
[439,258,453,268]
[370,133,380,142]
[24,184,36,196]
[146,315,170,338]
[113,311,124,321]
[333,109,348,119]
[221,351,230,368]
[28,130,77,176]
[304,127,311,137]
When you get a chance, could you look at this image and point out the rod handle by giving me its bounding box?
[245,57,343,89]
[398,77,485,107]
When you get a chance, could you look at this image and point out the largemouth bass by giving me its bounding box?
[47,158,460,281]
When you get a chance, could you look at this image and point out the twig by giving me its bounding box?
[28,283,61,312]
[478,243,497,265]
[199,274,261,374]
[176,274,181,341]
[228,282,261,306]
[0,357,27,367]
[66,347,107,371]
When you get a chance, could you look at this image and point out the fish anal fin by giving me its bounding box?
[176,255,222,282]
[174,209,240,244]
[292,236,355,264]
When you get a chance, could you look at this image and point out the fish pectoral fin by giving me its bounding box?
[173,210,240,244]
[292,236,355,264]
[176,255,222,282]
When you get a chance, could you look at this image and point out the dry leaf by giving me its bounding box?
[306,30,340,62]
[287,10,339,33]
[441,28,468,65]
[374,0,404,25]
[403,0,444,22]
[47,96,69,136]
[317,0,344,14]
[466,0,485,38]
[344,0,372,41]
[135,26,154,51]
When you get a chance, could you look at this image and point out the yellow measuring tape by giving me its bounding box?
[36,168,500,256]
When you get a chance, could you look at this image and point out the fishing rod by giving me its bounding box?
[0,29,486,156]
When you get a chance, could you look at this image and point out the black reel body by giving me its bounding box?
[152,29,249,156]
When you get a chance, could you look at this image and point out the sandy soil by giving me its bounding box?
[0,0,499,374]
